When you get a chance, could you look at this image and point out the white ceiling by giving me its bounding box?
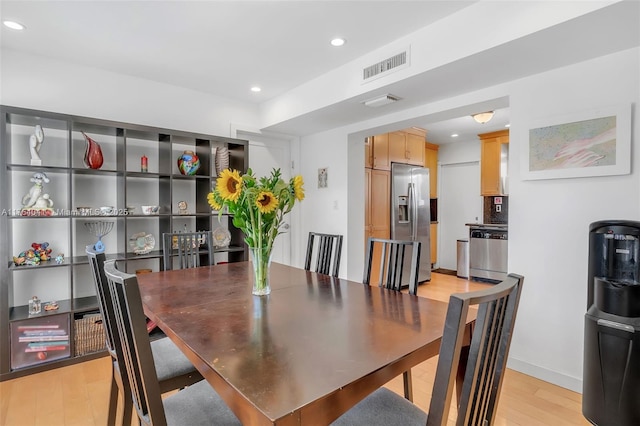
[1,1,638,143]
[0,1,472,103]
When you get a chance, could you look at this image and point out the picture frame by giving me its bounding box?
[318,167,328,188]
[522,104,631,180]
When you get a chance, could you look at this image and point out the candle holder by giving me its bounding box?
[84,221,114,253]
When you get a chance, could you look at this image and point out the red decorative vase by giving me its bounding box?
[82,132,104,169]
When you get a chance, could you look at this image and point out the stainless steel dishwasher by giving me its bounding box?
[468,225,508,283]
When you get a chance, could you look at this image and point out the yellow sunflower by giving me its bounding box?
[207,192,222,210]
[292,175,305,201]
[255,191,278,214]
[216,169,243,202]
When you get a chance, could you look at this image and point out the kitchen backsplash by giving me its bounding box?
[484,196,508,224]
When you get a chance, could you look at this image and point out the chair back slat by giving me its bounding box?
[426,273,524,426]
[363,237,421,295]
[162,231,214,271]
[104,260,167,426]
[86,245,119,357]
[305,232,343,277]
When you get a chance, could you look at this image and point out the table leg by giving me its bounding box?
[455,322,473,404]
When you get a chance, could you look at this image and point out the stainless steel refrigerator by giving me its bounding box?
[391,162,431,284]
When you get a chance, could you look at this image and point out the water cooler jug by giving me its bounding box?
[583,220,640,425]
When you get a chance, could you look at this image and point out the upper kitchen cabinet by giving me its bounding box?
[424,142,439,198]
[479,129,509,196]
[389,128,425,166]
[365,137,373,168]
[371,133,390,170]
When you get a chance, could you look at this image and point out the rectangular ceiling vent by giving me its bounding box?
[362,50,409,82]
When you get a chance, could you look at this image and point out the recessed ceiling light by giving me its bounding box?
[451,134,459,138]
[330,38,346,47]
[3,20,25,30]
[250,86,261,93]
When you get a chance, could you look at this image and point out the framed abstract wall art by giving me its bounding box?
[522,104,631,180]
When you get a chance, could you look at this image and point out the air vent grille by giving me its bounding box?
[363,51,407,80]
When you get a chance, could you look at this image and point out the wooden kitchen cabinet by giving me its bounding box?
[479,129,509,196]
[367,169,390,239]
[424,142,439,198]
[365,168,390,284]
[371,134,390,170]
[406,131,426,165]
[365,137,373,168]
[389,129,425,166]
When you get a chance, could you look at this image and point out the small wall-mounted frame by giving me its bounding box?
[522,104,631,180]
[318,167,328,188]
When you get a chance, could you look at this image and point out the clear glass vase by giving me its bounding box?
[250,246,272,296]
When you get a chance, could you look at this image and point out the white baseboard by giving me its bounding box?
[507,357,583,394]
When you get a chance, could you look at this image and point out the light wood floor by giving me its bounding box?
[0,273,589,425]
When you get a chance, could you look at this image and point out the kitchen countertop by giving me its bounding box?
[465,223,508,229]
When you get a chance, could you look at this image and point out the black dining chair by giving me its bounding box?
[331,273,524,426]
[86,246,204,425]
[304,232,343,277]
[162,231,214,270]
[364,237,422,295]
[363,237,422,401]
[103,259,241,426]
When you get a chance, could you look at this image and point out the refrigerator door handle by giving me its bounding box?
[408,182,417,240]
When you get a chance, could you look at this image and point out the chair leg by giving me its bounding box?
[107,371,118,426]
[121,378,133,426]
[113,360,133,426]
[403,369,413,402]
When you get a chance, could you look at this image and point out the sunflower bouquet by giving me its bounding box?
[208,168,304,295]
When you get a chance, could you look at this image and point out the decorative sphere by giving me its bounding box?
[177,150,200,175]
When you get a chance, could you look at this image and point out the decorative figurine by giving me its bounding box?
[44,301,59,311]
[177,150,200,175]
[81,131,104,169]
[55,253,65,264]
[29,296,42,315]
[29,124,44,166]
[178,200,188,215]
[141,155,148,172]
[21,172,55,216]
[13,242,53,266]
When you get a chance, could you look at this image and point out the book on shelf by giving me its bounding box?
[27,341,69,348]
[25,346,68,352]
[17,325,61,330]
[19,335,69,342]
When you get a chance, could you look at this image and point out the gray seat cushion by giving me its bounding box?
[331,388,428,426]
[163,380,242,425]
[151,337,198,381]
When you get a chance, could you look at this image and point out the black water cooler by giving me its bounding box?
[583,220,640,425]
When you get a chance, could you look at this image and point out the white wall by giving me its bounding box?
[1,49,259,136]
[506,48,639,391]
[298,47,639,392]
[438,139,480,165]
[296,128,353,276]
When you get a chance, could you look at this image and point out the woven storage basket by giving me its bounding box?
[74,313,106,356]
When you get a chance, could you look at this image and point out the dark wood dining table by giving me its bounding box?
[136,262,475,426]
